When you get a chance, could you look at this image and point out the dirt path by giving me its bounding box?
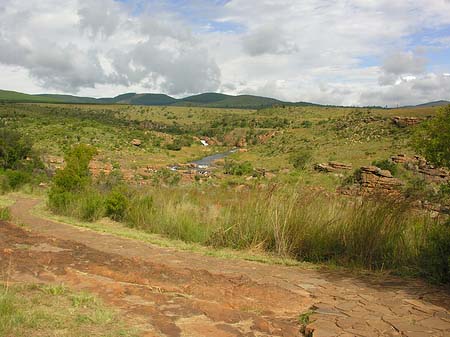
[1,197,450,337]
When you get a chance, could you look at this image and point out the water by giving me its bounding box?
[191,148,238,169]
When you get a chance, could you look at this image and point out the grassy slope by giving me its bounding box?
[0,90,63,103]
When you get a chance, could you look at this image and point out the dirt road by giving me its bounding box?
[1,197,450,337]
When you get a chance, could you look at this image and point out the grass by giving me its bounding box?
[0,207,11,221]
[0,283,138,337]
[28,194,306,267]
[44,180,441,276]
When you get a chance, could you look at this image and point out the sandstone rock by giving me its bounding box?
[390,154,450,183]
[131,139,142,146]
[358,166,402,194]
[391,116,423,127]
[329,161,352,170]
[315,161,352,172]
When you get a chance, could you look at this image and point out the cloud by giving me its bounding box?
[0,0,220,94]
[0,0,449,105]
[242,25,298,56]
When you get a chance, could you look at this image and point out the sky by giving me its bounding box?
[0,0,450,106]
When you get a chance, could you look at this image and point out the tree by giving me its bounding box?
[413,105,450,168]
[0,128,32,170]
[48,144,97,211]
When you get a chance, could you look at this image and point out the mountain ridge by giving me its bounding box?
[1,89,449,109]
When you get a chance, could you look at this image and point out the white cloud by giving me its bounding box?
[0,0,449,105]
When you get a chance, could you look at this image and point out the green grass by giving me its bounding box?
[0,283,138,337]
[0,207,11,221]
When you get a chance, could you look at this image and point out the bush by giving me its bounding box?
[125,194,154,229]
[419,221,450,283]
[412,105,450,168]
[3,170,31,189]
[224,160,253,176]
[0,128,32,170]
[372,159,398,176]
[0,207,11,221]
[48,144,97,214]
[289,149,313,170]
[78,192,104,221]
[105,189,128,221]
[152,168,181,186]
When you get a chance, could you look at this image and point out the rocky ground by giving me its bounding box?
[1,197,450,337]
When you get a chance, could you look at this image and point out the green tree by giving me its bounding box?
[0,128,32,169]
[48,144,97,211]
[413,105,450,168]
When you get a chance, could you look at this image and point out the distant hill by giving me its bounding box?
[0,90,63,103]
[36,94,98,104]
[414,100,450,108]
[1,89,309,109]
[181,93,233,104]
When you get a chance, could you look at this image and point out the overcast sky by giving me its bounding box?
[1,0,450,106]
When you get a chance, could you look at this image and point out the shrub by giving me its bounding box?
[125,194,154,229]
[105,189,128,221]
[3,170,31,189]
[412,105,450,168]
[48,144,97,213]
[224,160,253,176]
[0,207,11,221]
[0,128,32,170]
[419,221,450,283]
[289,149,313,170]
[372,159,398,176]
[78,192,104,221]
[301,120,313,128]
[152,168,181,186]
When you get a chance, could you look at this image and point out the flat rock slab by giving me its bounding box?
[2,196,450,337]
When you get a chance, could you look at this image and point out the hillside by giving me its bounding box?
[415,100,450,108]
[0,89,307,108]
[0,90,63,103]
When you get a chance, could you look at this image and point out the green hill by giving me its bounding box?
[0,88,319,108]
[126,94,178,106]
[181,93,233,104]
[0,90,63,103]
[36,94,98,104]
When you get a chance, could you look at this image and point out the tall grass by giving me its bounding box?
[47,182,446,280]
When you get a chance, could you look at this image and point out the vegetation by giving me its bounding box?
[1,100,449,283]
[0,284,137,337]
[413,105,450,168]
[0,128,45,193]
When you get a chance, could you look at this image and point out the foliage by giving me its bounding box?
[152,168,181,186]
[372,159,398,176]
[289,149,313,170]
[105,189,129,221]
[224,160,254,176]
[0,207,11,220]
[0,128,32,170]
[419,220,450,284]
[413,105,450,168]
[48,144,97,213]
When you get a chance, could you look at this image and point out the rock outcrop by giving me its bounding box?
[391,116,423,127]
[391,154,450,183]
[315,161,352,172]
[357,166,403,195]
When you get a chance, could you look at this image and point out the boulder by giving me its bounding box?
[328,161,352,170]
[131,139,142,146]
[391,116,423,127]
[358,166,402,194]
[315,161,352,172]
